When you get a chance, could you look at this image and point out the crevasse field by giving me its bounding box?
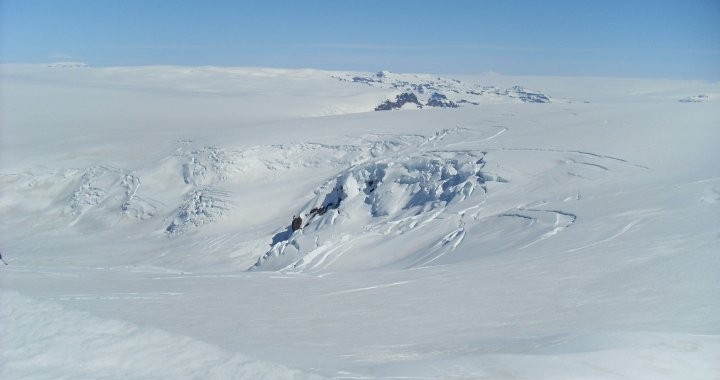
[1,64,719,379]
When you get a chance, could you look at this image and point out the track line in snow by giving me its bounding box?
[291,241,354,273]
[445,125,508,147]
[406,224,467,268]
[482,126,509,141]
[519,211,576,250]
[496,147,650,169]
[47,292,182,301]
[314,245,353,272]
[319,281,412,297]
[518,214,574,249]
[422,228,466,266]
[498,209,577,250]
[572,160,609,171]
[566,219,641,253]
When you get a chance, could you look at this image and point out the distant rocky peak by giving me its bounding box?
[427,92,459,108]
[375,92,423,111]
[333,70,552,111]
[506,86,550,103]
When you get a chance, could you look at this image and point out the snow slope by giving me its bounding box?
[1,64,719,379]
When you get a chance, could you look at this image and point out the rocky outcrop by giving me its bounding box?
[338,71,553,111]
[375,92,423,111]
[426,92,459,108]
[506,86,550,103]
[679,94,708,103]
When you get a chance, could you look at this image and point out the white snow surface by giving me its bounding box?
[1,64,719,379]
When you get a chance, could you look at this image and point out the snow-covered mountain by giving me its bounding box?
[1,64,719,379]
[334,70,552,109]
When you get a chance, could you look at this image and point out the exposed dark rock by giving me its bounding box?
[310,206,325,216]
[273,190,343,241]
[352,76,381,84]
[375,92,423,111]
[679,94,708,103]
[426,92,459,108]
[508,86,550,103]
[340,71,552,109]
[291,215,303,231]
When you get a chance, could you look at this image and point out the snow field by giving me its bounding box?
[1,64,719,379]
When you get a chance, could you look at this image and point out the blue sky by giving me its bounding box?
[2,0,719,79]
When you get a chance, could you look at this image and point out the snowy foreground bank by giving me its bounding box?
[1,64,719,379]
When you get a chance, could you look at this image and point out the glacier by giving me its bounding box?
[1,64,719,379]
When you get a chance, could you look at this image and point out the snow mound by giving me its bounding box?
[252,150,491,271]
[0,166,161,231]
[0,133,429,240]
[66,166,159,222]
[248,122,657,273]
[180,146,241,186]
[165,188,231,236]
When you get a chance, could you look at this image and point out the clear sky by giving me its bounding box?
[2,0,719,80]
